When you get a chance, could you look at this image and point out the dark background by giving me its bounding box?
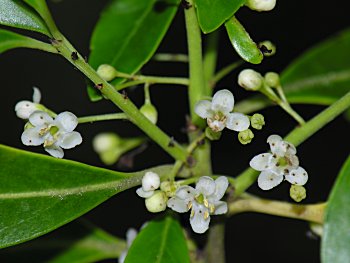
[1,0,350,262]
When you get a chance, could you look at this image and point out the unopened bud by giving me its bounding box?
[142,172,160,192]
[238,69,264,91]
[265,72,280,88]
[145,190,168,213]
[251,113,265,130]
[290,185,306,202]
[258,40,276,57]
[205,127,222,141]
[140,103,158,124]
[97,64,117,81]
[238,129,254,145]
[246,0,276,12]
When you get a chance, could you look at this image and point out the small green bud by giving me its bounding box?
[258,40,276,57]
[140,103,158,124]
[290,185,306,202]
[97,64,117,81]
[205,127,222,141]
[238,69,264,91]
[251,113,265,130]
[145,190,168,213]
[160,181,179,197]
[264,72,280,88]
[238,129,254,145]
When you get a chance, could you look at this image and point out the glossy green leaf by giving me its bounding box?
[322,155,350,262]
[88,0,179,101]
[125,216,190,263]
[0,0,50,35]
[0,28,56,54]
[0,144,171,248]
[196,0,245,33]
[0,220,124,263]
[225,16,263,64]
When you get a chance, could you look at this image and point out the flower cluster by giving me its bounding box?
[167,176,229,234]
[250,135,308,190]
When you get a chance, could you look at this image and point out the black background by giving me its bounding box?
[1,0,350,262]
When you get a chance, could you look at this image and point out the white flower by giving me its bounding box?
[246,0,276,12]
[21,111,82,158]
[194,89,250,132]
[167,176,229,234]
[136,172,161,198]
[15,87,42,119]
[119,228,138,263]
[250,135,308,190]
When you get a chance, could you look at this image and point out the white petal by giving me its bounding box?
[226,113,250,131]
[207,119,226,132]
[190,203,210,234]
[249,153,273,171]
[55,112,78,132]
[267,135,284,155]
[285,167,308,186]
[167,197,189,213]
[15,101,37,119]
[284,142,297,155]
[136,187,154,198]
[57,131,82,149]
[211,89,234,114]
[287,154,299,168]
[126,228,138,247]
[211,176,229,201]
[194,100,212,119]
[45,144,64,158]
[32,87,41,103]
[212,201,228,215]
[21,127,45,146]
[29,111,52,126]
[142,172,160,192]
[176,186,196,200]
[257,170,283,190]
[196,176,216,196]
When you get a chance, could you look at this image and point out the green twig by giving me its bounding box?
[211,60,244,87]
[78,113,128,124]
[153,53,189,63]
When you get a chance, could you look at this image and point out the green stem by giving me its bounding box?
[78,113,128,124]
[114,71,189,86]
[203,30,219,95]
[153,53,189,63]
[228,194,325,224]
[144,83,151,104]
[184,1,207,127]
[205,223,226,263]
[234,91,350,196]
[211,60,244,87]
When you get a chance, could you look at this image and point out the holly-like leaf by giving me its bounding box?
[322,155,350,262]
[0,220,124,263]
[0,0,50,35]
[0,144,171,248]
[195,0,245,33]
[88,0,179,101]
[225,16,263,64]
[125,216,190,263]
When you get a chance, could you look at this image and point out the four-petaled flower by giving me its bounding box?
[167,176,228,234]
[250,134,308,190]
[15,87,42,119]
[194,89,250,132]
[21,111,82,158]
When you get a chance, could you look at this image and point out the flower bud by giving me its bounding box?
[251,113,265,130]
[238,69,264,91]
[258,40,276,57]
[140,103,158,124]
[246,0,276,12]
[265,72,280,88]
[160,181,179,197]
[238,129,254,145]
[205,127,222,141]
[142,172,160,192]
[93,133,120,153]
[145,190,168,213]
[97,64,117,81]
[290,185,306,202]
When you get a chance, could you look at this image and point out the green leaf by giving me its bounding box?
[195,0,245,33]
[0,28,56,54]
[0,0,50,35]
[281,28,350,105]
[88,0,179,101]
[0,220,124,263]
[0,144,171,249]
[125,216,190,263]
[225,16,263,64]
[322,155,350,262]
